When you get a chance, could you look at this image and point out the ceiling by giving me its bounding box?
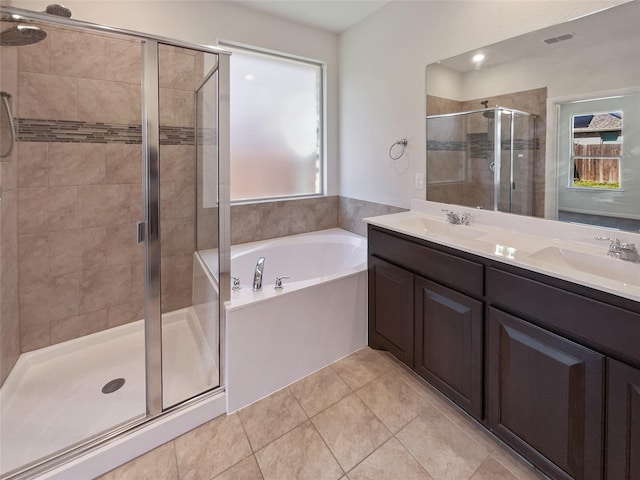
[437,1,637,73]
[229,0,391,33]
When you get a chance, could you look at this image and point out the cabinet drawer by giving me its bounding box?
[369,228,483,297]
[487,267,640,365]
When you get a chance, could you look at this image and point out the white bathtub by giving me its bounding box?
[197,228,368,412]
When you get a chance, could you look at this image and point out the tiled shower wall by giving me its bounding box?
[0,42,20,385]
[5,25,202,354]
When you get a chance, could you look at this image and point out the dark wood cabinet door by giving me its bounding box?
[607,359,640,480]
[487,307,604,480]
[414,277,483,419]
[368,256,414,367]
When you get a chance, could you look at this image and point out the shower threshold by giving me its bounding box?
[0,307,218,476]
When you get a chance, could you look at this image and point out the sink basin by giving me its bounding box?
[390,217,486,239]
[529,246,640,287]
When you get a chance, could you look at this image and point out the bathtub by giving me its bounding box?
[196,228,368,412]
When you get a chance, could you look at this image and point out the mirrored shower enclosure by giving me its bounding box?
[0,7,230,478]
[427,107,537,215]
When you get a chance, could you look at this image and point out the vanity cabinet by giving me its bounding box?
[606,359,640,480]
[368,227,484,419]
[367,224,640,480]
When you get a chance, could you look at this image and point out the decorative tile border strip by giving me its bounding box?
[469,133,489,158]
[16,118,196,145]
[428,136,538,157]
[426,140,466,151]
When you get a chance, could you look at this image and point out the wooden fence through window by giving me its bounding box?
[573,143,620,184]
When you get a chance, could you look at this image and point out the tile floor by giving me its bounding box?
[98,347,548,480]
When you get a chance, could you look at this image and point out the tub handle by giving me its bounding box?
[232,276,241,290]
[274,276,290,290]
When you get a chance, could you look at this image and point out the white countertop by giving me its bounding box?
[364,200,640,303]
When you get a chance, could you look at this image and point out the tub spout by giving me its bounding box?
[253,257,265,291]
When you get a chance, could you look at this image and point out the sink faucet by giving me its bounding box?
[442,209,461,224]
[253,257,265,291]
[442,209,473,226]
[595,237,640,263]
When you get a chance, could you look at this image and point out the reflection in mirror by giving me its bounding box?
[571,112,621,189]
[427,104,538,216]
[556,92,640,231]
[426,0,640,232]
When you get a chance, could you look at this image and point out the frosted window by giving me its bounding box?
[227,46,323,201]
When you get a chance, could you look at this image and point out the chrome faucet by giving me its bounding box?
[253,257,265,291]
[442,209,473,226]
[442,209,461,224]
[595,237,640,263]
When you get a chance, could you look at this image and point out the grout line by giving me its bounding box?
[228,415,267,480]
[171,439,181,480]
[238,388,309,455]
[467,459,484,480]
[393,430,438,480]
[235,410,256,455]
[288,385,310,422]
[342,435,396,476]
[290,371,353,419]
[307,420,346,478]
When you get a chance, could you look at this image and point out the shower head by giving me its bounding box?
[481,100,494,119]
[45,4,72,18]
[0,24,47,46]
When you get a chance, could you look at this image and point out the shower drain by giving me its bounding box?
[102,378,126,394]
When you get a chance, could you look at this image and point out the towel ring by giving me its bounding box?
[389,138,408,160]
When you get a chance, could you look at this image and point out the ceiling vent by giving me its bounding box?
[544,33,574,44]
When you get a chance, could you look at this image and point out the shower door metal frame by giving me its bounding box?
[492,107,537,213]
[142,39,163,416]
[0,6,231,479]
[138,37,232,418]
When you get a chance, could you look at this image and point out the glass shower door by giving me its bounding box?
[0,21,147,476]
[495,109,536,215]
[159,44,221,409]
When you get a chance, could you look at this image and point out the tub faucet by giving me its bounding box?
[253,257,265,291]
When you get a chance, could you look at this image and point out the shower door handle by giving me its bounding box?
[136,220,145,243]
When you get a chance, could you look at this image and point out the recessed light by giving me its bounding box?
[472,54,485,63]
[244,74,254,81]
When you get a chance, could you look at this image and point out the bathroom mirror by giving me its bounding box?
[426,0,640,232]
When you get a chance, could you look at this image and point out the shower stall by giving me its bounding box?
[427,106,537,215]
[0,6,230,478]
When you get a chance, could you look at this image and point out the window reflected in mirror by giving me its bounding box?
[571,112,622,189]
